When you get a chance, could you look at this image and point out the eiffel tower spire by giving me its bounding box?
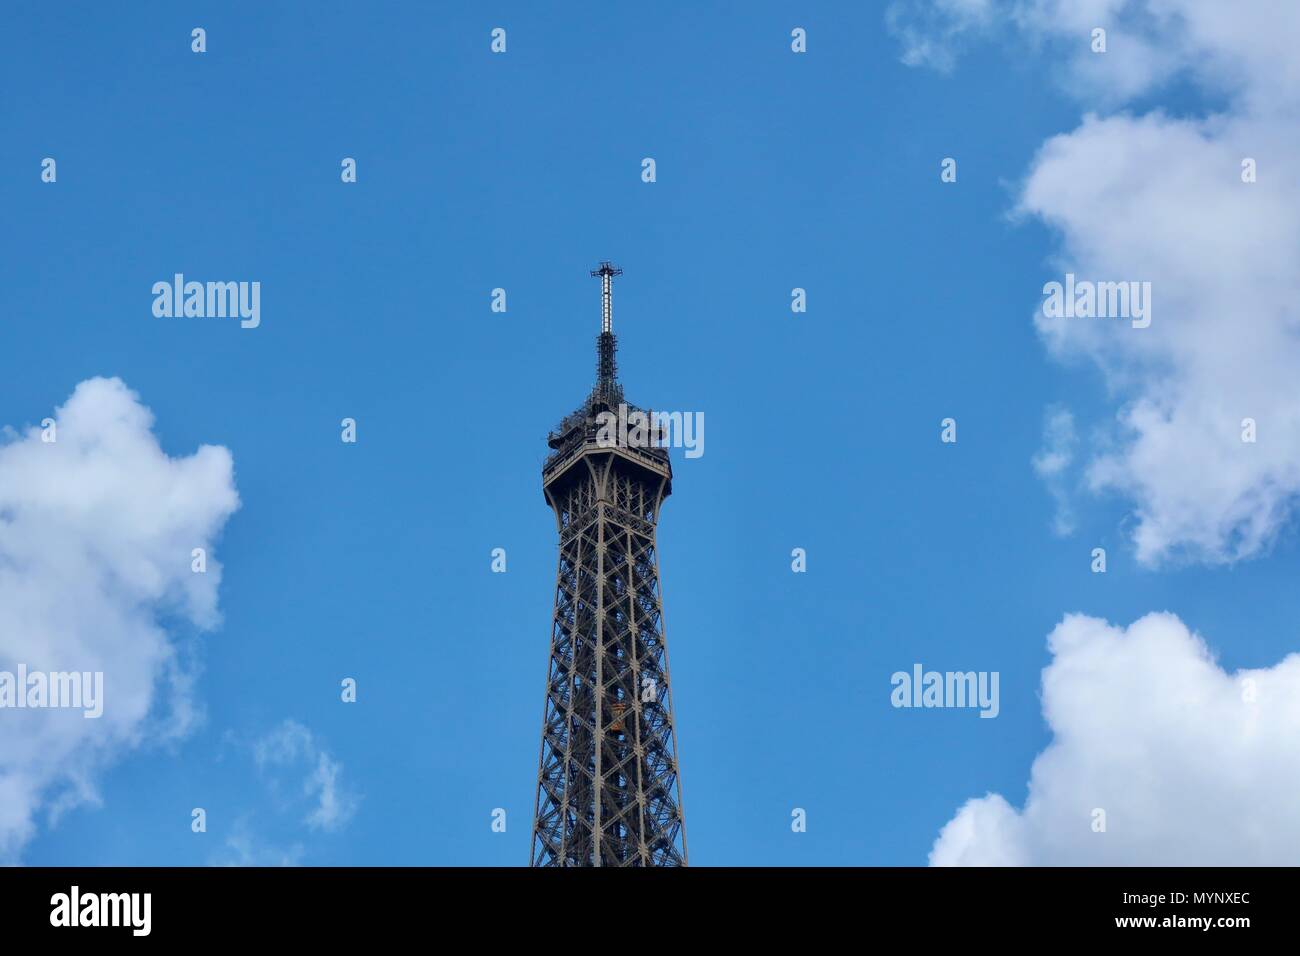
[590,261,622,403]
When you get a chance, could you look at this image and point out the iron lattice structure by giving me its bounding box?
[530,263,688,866]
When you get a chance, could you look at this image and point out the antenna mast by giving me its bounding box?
[591,261,622,333]
[590,261,623,395]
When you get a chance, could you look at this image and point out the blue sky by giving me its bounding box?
[3,2,1299,866]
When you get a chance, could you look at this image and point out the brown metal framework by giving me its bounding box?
[530,264,688,866]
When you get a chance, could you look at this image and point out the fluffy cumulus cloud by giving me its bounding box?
[896,0,1300,566]
[895,2,1300,866]
[0,378,239,861]
[1023,105,1300,565]
[933,612,1300,865]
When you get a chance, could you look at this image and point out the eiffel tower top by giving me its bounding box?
[543,263,671,482]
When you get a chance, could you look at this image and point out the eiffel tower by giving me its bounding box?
[530,263,688,866]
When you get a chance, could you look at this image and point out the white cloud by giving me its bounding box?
[932,612,1300,865]
[1032,406,1078,535]
[253,720,359,832]
[211,817,304,867]
[887,0,996,71]
[896,1,1300,566]
[1022,107,1300,565]
[0,377,239,861]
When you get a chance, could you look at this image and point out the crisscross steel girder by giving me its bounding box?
[531,449,687,866]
